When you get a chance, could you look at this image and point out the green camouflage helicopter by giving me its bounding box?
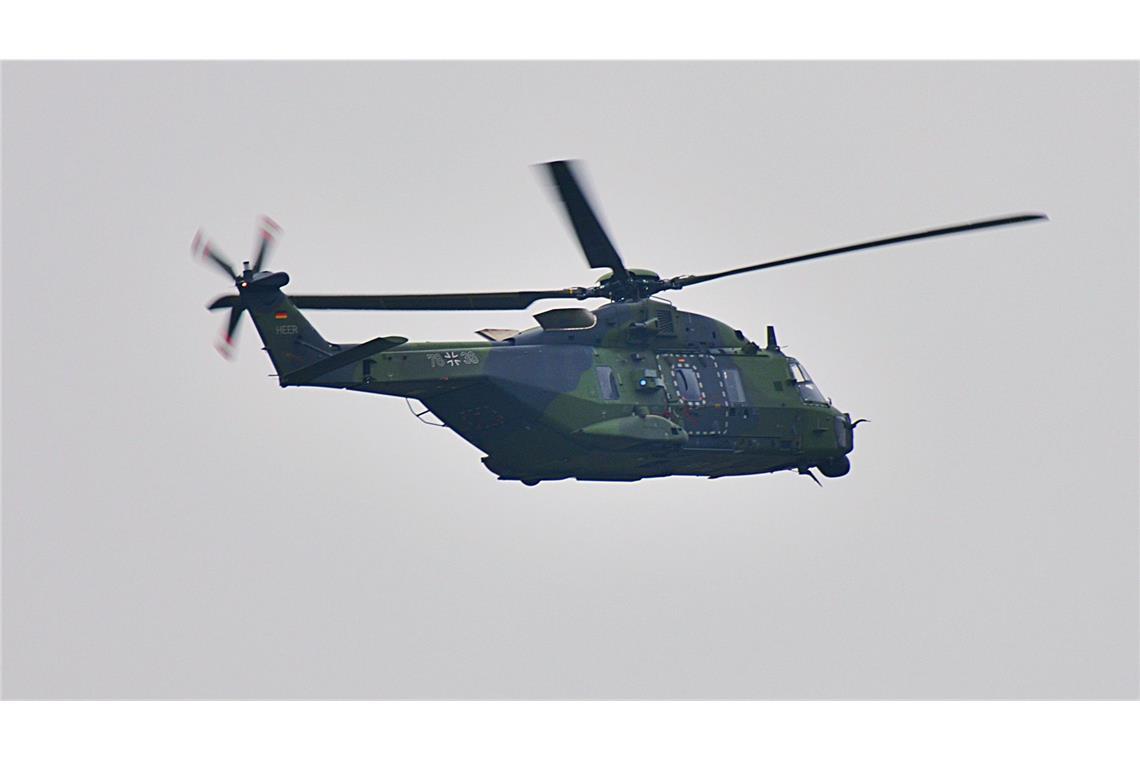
[197,161,1045,486]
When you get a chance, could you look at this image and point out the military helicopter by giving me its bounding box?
[197,161,1046,486]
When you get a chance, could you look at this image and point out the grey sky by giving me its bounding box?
[2,62,1137,698]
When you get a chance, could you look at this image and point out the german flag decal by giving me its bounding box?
[274,311,288,320]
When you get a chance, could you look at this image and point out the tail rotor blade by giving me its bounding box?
[215,305,244,360]
[192,230,239,280]
[252,216,281,273]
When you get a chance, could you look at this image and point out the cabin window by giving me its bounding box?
[722,367,747,405]
[596,366,621,400]
[672,366,702,402]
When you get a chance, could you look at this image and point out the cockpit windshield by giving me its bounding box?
[788,359,828,404]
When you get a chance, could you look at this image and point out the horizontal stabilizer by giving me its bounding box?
[280,335,408,386]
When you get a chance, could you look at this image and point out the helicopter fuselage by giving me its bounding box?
[272,298,855,484]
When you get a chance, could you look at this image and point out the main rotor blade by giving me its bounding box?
[674,213,1049,288]
[542,160,629,279]
[207,289,587,312]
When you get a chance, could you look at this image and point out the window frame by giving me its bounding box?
[672,366,702,402]
[722,367,747,406]
[787,359,827,404]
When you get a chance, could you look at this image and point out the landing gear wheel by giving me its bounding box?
[521,478,541,487]
[817,455,851,478]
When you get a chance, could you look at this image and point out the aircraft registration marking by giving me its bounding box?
[426,350,479,368]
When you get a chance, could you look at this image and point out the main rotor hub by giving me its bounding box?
[595,268,661,283]
[590,268,675,302]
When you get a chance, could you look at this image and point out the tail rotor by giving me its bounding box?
[192,216,284,359]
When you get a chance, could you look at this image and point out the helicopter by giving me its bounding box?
[197,161,1046,486]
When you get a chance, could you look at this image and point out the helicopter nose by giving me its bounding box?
[835,415,854,453]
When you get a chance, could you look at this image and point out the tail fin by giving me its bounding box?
[241,287,337,381]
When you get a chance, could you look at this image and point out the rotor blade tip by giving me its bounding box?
[537,159,580,181]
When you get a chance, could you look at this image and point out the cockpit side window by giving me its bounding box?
[722,367,747,405]
[789,361,809,384]
[787,359,827,404]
